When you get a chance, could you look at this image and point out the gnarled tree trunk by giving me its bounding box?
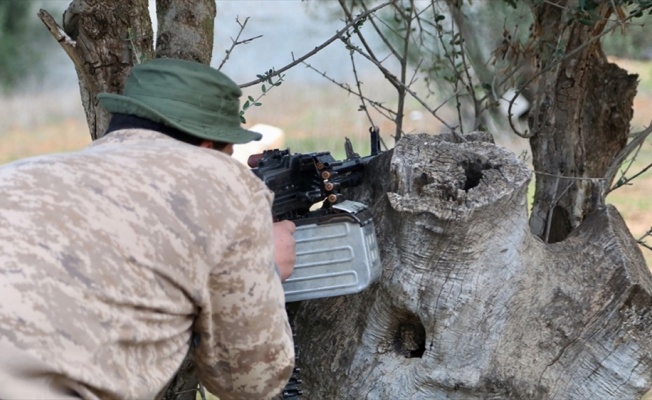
[38,0,216,140]
[295,133,652,399]
[526,0,638,243]
[38,0,153,140]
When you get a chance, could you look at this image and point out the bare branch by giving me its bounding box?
[611,162,652,191]
[605,121,652,192]
[239,1,394,88]
[301,61,396,119]
[343,37,456,132]
[354,0,401,63]
[348,51,376,129]
[339,0,408,139]
[37,9,99,94]
[638,227,652,252]
[217,17,262,71]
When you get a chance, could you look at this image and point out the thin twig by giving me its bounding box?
[433,9,465,134]
[348,51,375,129]
[395,0,414,140]
[301,61,396,119]
[239,0,394,88]
[544,179,573,243]
[342,37,455,131]
[637,227,652,251]
[354,0,401,61]
[339,0,408,139]
[613,162,652,189]
[534,170,609,182]
[217,17,262,71]
[37,9,99,95]
[606,121,652,192]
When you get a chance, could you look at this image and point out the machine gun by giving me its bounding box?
[251,127,382,222]
[250,128,383,399]
[250,127,383,303]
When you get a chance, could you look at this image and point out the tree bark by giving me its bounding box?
[38,0,154,140]
[526,0,638,243]
[38,0,217,140]
[155,0,216,63]
[294,133,652,399]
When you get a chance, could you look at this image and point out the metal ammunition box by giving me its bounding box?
[283,201,381,302]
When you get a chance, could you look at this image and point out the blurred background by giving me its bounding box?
[0,0,650,266]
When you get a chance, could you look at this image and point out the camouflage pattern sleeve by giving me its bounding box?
[193,187,295,399]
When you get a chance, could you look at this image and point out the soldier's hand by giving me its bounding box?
[273,220,296,281]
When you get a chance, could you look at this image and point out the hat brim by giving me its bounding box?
[97,93,262,145]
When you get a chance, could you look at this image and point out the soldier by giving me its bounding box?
[0,58,295,399]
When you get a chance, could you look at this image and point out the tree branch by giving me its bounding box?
[239,1,394,88]
[606,121,652,192]
[37,9,99,95]
[217,17,262,71]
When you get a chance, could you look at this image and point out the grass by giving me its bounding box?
[0,117,90,163]
[0,88,91,162]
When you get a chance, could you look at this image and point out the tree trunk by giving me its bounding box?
[38,0,154,140]
[294,133,652,399]
[38,0,216,140]
[526,0,638,243]
[154,0,216,63]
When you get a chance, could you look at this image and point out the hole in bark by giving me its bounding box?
[393,313,426,358]
[459,159,493,191]
[547,206,571,243]
[414,172,431,195]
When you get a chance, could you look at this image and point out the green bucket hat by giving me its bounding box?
[97,58,262,144]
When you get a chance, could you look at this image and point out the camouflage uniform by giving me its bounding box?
[0,129,294,399]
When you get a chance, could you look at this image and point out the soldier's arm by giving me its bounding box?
[193,188,294,400]
[272,220,296,281]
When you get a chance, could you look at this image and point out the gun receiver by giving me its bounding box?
[251,128,382,302]
[252,127,381,222]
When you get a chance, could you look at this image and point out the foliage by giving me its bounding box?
[239,69,284,124]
